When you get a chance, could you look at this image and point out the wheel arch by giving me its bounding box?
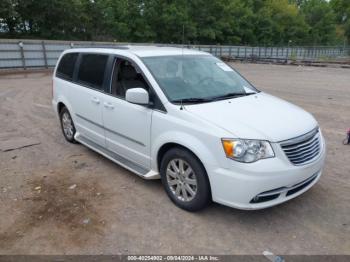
[157,142,213,200]
[155,139,215,179]
[153,130,223,170]
[55,96,74,120]
[157,143,200,173]
[57,101,66,114]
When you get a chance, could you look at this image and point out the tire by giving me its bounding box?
[160,147,211,211]
[59,107,77,143]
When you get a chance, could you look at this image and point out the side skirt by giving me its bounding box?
[75,133,160,180]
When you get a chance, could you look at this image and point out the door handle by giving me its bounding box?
[104,102,115,109]
[91,97,100,104]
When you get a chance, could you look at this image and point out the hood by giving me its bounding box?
[185,92,318,142]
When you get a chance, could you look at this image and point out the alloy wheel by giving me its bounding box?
[166,158,198,202]
[61,112,74,140]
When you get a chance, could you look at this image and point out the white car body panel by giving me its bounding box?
[103,92,152,169]
[55,77,106,146]
[52,46,326,210]
[185,92,318,142]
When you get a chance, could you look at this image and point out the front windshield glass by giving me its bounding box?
[142,55,258,103]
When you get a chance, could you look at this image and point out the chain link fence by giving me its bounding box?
[0,39,349,69]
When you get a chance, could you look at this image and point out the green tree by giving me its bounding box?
[0,0,345,45]
[252,0,308,45]
[0,0,19,35]
[140,0,195,43]
[188,0,254,44]
[301,0,337,45]
[330,0,350,43]
[11,0,86,39]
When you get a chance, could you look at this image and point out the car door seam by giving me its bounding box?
[76,113,145,147]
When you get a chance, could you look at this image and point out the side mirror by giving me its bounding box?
[125,88,149,105]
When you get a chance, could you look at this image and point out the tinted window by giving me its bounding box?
[77,54,108,89]
[56,53,78,80]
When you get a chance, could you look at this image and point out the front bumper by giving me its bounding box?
[209,135,326,210]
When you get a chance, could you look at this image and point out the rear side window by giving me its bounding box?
[56,53,78,80]
[77,54,108,90]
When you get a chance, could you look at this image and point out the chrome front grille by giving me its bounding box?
[280,128,321,165]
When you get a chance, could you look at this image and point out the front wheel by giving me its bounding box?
[160,148,211,211]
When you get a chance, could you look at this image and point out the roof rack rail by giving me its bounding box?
[113,46,130,50]
[73,45,130,50]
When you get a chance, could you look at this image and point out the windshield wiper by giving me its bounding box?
[172,97,214,104]
[210,92,254,101]
[172,92,255,104]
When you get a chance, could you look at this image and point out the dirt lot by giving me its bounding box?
[0,63,349,255]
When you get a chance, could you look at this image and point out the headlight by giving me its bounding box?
[221,139,275,163]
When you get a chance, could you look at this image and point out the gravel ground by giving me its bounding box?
[0,63,349,255]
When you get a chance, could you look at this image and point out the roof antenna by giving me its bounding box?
[182,24,185,55]
[180,99,184,110]
[180,24,185,110]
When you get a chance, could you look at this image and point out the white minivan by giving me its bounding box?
[52,46,326,211]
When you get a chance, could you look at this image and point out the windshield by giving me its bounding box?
[142,55,258,103]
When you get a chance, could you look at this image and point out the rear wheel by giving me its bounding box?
[59,107,76,143]
[160,147,211,211]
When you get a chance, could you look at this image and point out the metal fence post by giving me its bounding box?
[237,47,240,58]
[18,41,26,70]
[281,47,284,60]
[229,46,232,58]
[314,47,317,60]
[245,46,247,60]
[297,47,300,59]
[309,47,312,58]
[41,41,48,68]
